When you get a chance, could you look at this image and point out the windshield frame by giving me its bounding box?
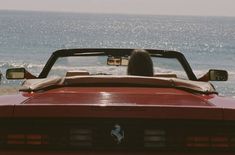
[38,48,197,80]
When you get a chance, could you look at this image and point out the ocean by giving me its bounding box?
[0,10,234,97]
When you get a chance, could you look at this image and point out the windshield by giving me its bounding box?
[48,55,188,79]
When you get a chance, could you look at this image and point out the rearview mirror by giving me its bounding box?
[6,68,26,79]
[209,69,228,81]
[107,57,129,66]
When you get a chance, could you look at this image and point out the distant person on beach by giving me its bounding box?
[127,49,154,76]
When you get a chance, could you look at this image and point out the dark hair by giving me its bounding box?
[127,49,154,76]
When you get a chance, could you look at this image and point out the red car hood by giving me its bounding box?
[7,87,223,120]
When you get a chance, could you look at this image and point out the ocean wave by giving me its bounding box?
[0,62,44,70]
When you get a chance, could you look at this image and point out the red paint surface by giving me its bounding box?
[0,87,234,120]
[0,151,234,155]
[10,87,222,119]
[24,87,212,106]
[0,94,29,117]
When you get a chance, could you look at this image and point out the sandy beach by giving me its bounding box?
[0,86,20,95]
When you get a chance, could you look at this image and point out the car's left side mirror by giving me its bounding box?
[6,68,26,79]
[208,69,228,81]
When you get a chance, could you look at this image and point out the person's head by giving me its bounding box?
[127,49,154,76]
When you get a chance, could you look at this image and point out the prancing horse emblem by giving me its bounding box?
[111,124,124,144]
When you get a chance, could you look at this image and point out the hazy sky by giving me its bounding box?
[0,0,235,17]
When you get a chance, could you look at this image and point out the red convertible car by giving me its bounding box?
[1,48,235,155]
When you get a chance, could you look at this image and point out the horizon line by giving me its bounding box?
[1,9,235,18]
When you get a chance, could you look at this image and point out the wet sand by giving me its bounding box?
[0,86,20,95]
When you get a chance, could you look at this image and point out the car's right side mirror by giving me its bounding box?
[209,69,228,81]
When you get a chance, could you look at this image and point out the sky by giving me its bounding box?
[0,0,235,17]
